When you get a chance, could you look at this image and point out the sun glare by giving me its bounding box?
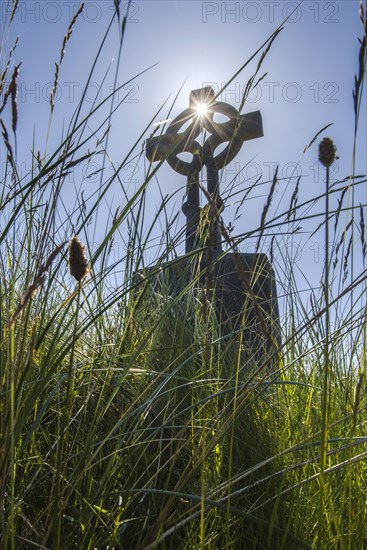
[195,102,209,117]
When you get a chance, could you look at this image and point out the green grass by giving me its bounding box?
[1,2,367,549]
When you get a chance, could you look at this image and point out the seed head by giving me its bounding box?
[69,236,89,282]
[319,138,337,167]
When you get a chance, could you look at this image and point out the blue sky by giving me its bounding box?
[2,0,366,301]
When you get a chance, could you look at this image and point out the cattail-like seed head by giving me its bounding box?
[69,236,89,281]
[10,63,21,134]
[319,137,337,167]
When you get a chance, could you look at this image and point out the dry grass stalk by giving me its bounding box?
[8,241,68,328]
[303,123,334,154]
[334,185,348,232]
[114,0,121,20]
[353,1,366,118]
[343,235,353,282]
[0,37,19,99]
[50,3,84,112]
[9,0,19,25]
[256,165,279,251]
[359,204,367,259]
[333,219,353,269]
[0,118,15,166]
[287,175,301,221]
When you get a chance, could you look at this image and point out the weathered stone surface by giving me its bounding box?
[136,252,281,370]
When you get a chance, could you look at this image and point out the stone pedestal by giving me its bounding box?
[136,252,281,370]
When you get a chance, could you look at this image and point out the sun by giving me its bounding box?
[195,102,209,117]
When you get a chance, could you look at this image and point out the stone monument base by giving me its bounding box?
[135,252,281,371]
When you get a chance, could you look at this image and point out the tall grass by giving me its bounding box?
[1,2,367,549]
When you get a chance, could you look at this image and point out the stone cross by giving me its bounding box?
[146,86,263,253]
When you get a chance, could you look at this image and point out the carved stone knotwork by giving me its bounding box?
[146,86,263,253]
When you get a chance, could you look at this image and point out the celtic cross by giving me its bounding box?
[146,86,263,254]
